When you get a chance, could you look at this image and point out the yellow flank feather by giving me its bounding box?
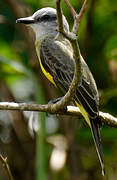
[36,44,56,87]
[75,102,91,127]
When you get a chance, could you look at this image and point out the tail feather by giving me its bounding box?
[90,117,105,176]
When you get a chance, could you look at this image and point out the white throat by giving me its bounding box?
[30,23,57,43]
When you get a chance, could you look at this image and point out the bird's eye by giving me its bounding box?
[36,17,40,21]
[42,15,50,21]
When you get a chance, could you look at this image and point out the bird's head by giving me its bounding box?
[16,7,69,42]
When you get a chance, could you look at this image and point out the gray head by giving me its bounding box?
[16,7,69,42]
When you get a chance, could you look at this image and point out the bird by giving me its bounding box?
[16,7,105,175]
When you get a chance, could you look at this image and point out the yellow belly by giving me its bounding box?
[36,45,56,86]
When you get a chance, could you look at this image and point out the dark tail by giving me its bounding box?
[90,117,105,176]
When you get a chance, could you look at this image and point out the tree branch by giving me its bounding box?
[64,0,77,17]
[52,0,82,113]
[54,0,89,114]
[78,0,88,24]
[64,0,88,34]
[0,154,14,180]
[56,0,64,32]
[0,102,116,127]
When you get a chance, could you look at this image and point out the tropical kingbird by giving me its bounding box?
[16,7,105,175]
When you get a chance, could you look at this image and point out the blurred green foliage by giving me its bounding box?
[0,0,117,179]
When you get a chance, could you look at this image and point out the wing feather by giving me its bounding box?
[40,36,99,118]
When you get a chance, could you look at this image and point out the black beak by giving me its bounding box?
[16,16,35,24]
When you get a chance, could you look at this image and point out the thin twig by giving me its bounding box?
[78,0,88,24]
[64,0,77,17]
[73,0,88,34]
[0,154,14,180]
[64,0,88,34]
[0,102,116,127]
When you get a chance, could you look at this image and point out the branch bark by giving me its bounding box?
[0,102,116,127]
[64,0,88,34]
